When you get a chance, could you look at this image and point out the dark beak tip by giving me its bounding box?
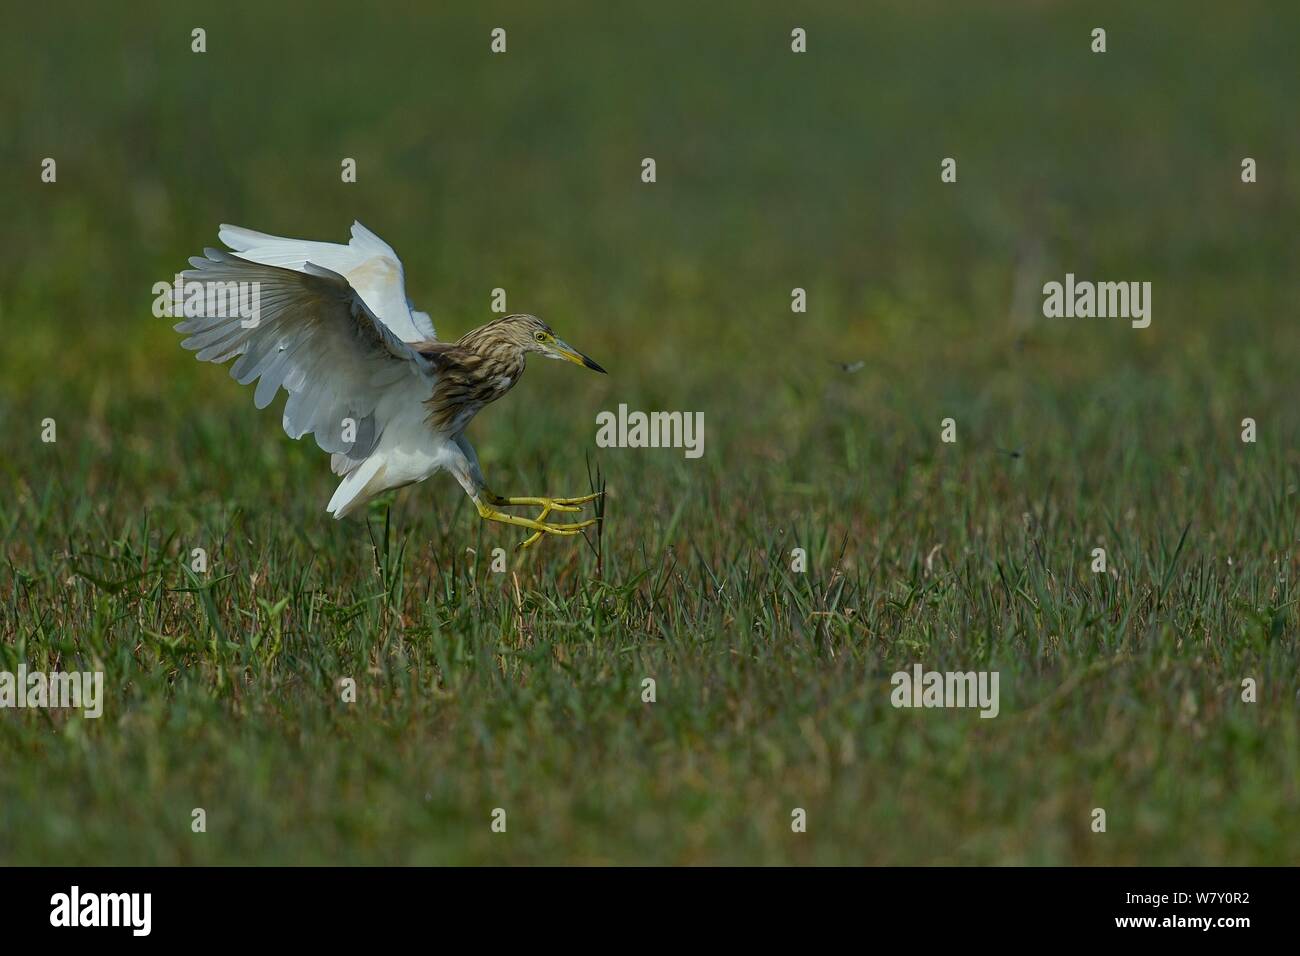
[583,356,608,374]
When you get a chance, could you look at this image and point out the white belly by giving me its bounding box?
[326,390,458,517]
[371,402,460,489]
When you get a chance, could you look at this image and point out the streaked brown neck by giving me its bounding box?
[422,327,527,433]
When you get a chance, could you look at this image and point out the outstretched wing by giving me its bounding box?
[217,221,437,342]
[175,249,434,461]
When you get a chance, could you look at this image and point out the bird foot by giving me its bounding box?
[475,491,602,549]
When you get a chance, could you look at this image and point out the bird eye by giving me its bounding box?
[534,331,547,342]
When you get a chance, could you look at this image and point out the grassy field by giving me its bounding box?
[2,0,1298,864]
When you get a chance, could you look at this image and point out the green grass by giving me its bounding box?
[1,0,1298,864]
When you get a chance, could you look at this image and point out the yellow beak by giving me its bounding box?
[553,339,607,373]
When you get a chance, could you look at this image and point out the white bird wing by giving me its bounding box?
[175,249,434,463]
[217,221,437,342]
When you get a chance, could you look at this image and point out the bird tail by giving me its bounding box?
[326,456,387,519]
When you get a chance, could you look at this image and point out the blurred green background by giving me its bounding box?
[1,1,1297,865]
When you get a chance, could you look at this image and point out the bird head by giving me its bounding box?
[498,314,606,373]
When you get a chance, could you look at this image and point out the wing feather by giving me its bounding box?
[175,249,434,459]
[217,221,437,342]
